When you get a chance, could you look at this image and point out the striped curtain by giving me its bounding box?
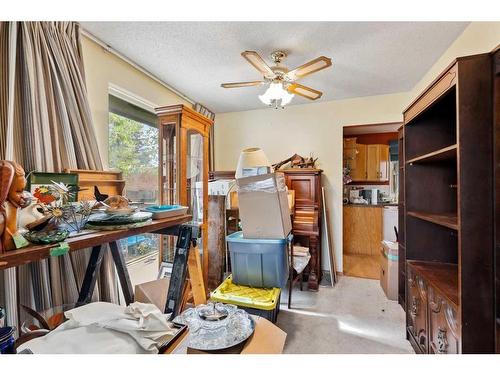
[0,22,118,331]
[193,103,215,171]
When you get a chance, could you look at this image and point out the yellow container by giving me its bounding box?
[210,275,280,311]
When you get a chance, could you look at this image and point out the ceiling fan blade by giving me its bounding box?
[221,81,265,88]
[285,56,332,81]
[241,51,275,78]
[287,83,323,100]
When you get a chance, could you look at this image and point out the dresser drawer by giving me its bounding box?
[407,267,428,353]
[428,286,460,354]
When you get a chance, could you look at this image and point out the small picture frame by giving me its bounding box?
[27,172,79,205]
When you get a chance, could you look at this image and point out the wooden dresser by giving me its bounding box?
[281,168,323,291]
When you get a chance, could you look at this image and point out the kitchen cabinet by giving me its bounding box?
[366,144,389,181]
[349,144,367,181]
[346,143,389,182]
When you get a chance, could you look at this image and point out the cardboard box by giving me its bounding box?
[379,240,398,301]
[134,277,170,311]
[236,172,292,239]
[186,316,286,354]
[134,278,286,354]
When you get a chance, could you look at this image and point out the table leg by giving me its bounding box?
[109,241,134,305]
[307,236,319,291]
[76,245,104,306]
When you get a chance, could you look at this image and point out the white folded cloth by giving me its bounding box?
[18,302,178,354]
[290,245,310,257]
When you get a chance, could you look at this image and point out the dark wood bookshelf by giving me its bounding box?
[401,53,494,354]
[407,211,458,230]
[406,144,457,164]
[493,47,500,354]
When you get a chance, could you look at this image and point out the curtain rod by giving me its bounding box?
[81,28,196,106]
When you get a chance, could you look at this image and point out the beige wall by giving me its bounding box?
[410,22,500,98]
[214,22,500,273]
[81,36,191,168]
[215,93,409,272]
[80,22,499,273]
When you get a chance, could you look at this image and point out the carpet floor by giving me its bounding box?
[277,276,414,354]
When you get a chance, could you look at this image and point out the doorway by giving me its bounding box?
[342,122,402,279]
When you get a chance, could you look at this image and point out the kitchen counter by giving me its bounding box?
[344,203,398,207]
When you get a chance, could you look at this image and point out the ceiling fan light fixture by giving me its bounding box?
[258,82,295,109]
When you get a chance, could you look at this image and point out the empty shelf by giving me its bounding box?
[406,144,457,164]
[407,211,458,230]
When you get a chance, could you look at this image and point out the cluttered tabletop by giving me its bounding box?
[0,215,192,270]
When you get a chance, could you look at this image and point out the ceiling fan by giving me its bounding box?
[221,50,332,108]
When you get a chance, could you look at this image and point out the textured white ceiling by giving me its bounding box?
[81,22,469,113]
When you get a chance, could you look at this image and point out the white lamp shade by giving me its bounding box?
[235,147,271,179]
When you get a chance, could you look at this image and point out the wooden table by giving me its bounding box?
[0,215,192,306]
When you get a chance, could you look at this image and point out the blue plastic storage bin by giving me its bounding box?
[226,231,290,288]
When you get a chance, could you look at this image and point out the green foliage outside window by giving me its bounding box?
[108,112,158,177]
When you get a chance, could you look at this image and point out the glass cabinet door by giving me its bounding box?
[160,122,177,205]
[186,129,204,224]
[159,122,178,264]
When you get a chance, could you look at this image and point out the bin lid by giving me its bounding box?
[381,240,398,250]
[210,275,280,311]
[226,231,290,244]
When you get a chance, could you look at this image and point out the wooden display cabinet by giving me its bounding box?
[402,53,494,353]
[156,104,214,289]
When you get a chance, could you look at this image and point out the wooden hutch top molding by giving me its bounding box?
[155,104,214,135]
[403,53,491,123]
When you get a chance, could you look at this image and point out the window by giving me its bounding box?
[108,95,159,204]
[108,94,159,265]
